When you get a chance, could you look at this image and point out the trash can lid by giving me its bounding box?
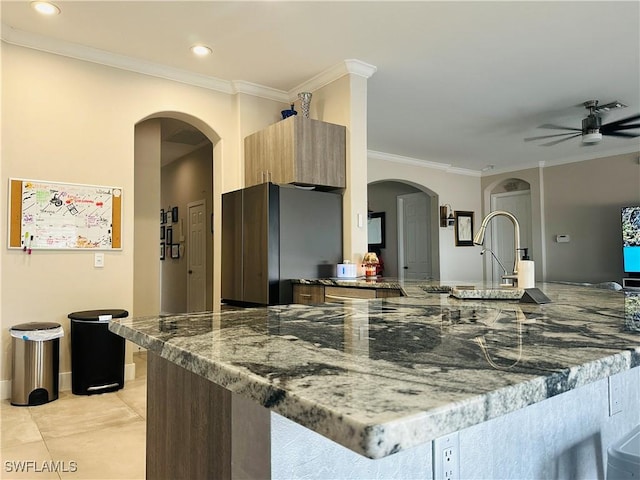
[608,424,640,467]
[68,309,129,321]
[10,323,64,340]
[11,322,62,331]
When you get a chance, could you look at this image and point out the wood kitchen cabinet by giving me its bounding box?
[245,116,346,189]
[292,284,402,304]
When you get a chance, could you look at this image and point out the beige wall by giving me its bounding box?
[368,156,483,281]
[134,119,162,317]
[311,75,369,262]
[542,153,640,283]
[0,43,280,384]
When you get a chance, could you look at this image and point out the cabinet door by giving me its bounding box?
[294,118,346,188]
[244,129,271,187]
[292,285,325,305]
[244,117,345,189]
[221,190,243,302]
[242,184,269,304]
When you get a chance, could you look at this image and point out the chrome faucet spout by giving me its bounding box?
[473,210,521,276]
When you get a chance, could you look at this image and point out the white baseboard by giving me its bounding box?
[1,362,136,401]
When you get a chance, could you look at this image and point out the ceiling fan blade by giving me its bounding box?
[601,113,640,128]
[601,131,640,138]
[524,132,579,142]
[539,133,582,146]
[538,123,582,132]
[601,123,640,133]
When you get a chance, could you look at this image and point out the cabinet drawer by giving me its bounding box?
[292,285,325,305]
[376,288,403,298]
[324,286,376,300]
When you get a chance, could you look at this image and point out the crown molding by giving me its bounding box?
[368,150,480,177]
[1,24,239,94]
[539,145,640,169]
[288,59,377,101]
[2,25,376,105]
[231,80,289,103]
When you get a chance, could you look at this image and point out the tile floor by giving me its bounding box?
[1,352,147,480]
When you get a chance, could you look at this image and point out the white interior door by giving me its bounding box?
[489,191,532,282]
[399,192,431,280]
[187,200,206,312]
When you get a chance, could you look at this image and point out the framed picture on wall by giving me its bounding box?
[171,244,180,259]
[454,211,474,246]
[160,209,166,225]
[171,206,179,223]
[160,225,165,240]
[367,212,386,248]
[160,242,165,260]
[166,227,173,246]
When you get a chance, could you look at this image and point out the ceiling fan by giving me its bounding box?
[525,100,640,147]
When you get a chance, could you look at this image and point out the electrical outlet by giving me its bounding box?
[609,374,622,416]
[433,431,460,480]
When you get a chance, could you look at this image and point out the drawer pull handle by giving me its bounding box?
[299,294,312,298]
[325,294,366,300]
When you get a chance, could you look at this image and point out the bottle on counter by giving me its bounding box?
[517,248,535,289]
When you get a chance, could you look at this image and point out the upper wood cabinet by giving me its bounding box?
[245,116,346,189]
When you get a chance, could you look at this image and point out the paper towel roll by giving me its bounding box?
[518,260,535,289]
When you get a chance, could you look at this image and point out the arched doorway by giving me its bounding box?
[133,112,221,316]
[485,178,533,283]
[367,180,440,280]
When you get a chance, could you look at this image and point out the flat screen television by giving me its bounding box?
[622,206,640,276]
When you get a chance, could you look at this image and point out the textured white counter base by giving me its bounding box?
[270,367,639,480]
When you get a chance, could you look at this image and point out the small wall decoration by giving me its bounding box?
[171,206,179,223]
[454,211,474,246]
[160,225,165,240]
[160,242,165,260]
[171,244,180,259]
[160,209,166,224]
[166,227,173,245]
[367,212,386,248]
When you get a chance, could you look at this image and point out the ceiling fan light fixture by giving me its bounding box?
[31,1,61,15]
[582,132,602,144]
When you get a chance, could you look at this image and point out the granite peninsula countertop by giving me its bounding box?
[110,283,640,459]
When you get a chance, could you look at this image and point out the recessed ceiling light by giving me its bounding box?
[31,1,61,15]
[191,45,212,57]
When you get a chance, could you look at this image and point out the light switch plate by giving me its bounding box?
[94,253,104,268]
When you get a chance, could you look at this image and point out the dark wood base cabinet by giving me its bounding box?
[146,353,270,480]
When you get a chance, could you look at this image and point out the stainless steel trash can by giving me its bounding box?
[10,322,64,406]
[607,424,640,480]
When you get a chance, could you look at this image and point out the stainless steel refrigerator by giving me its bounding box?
[221,183,342,306]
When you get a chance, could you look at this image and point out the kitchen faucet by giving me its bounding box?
[473,210,521,285]
[480,248,512,286]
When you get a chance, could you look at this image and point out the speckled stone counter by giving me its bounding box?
[111,283,640,465]
[292,276,448,297]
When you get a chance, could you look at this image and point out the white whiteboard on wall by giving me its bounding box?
[8,178,123,250]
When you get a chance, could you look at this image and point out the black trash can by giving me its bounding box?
[10,322,63,406]
[68,309,128,395]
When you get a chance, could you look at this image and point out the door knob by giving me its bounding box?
[403,266,408,269]
[188,270,193,274]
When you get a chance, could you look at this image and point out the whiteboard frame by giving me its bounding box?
[8,178,123,251]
